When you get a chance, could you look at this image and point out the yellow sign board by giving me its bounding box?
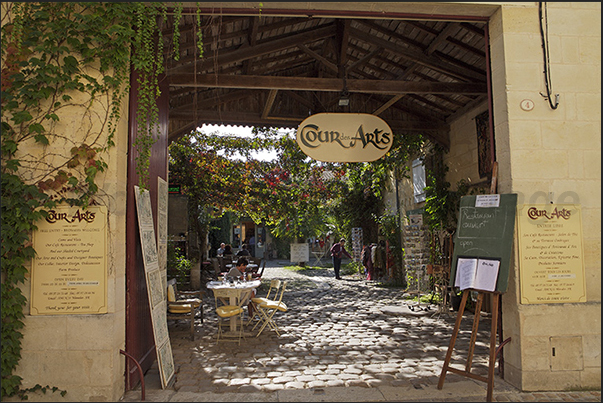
[31,205,107,315]
[296,113,393,162]
[517,204,586,304]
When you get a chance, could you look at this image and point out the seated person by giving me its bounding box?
[225,267,243,280]
[235,257,249,273]
[222,244,234,256]
[236,244,251,256]
[226,257,248,279]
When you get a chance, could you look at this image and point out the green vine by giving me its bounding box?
[423,147,488,264]
[1,2,199,399]
[196,3,204,57]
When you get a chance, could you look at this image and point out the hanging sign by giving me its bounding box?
[296,113,393,162]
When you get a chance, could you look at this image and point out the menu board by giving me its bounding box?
[290,243,309,263]
[517,204,586,304]
[31,205,107,315]
[450,194,517,293]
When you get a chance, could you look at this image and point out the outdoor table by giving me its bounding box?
[206,279,261,334]
[311,250,326,265]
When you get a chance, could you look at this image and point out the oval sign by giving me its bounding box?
[296,113,393,162]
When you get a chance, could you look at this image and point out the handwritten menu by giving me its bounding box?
[290,243,309,263]
[31,205,107,315]
[517,204,586,304]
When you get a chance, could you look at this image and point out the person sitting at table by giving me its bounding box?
[226,266,244,281]
[216,242,226,256]
[223,244,234,256]
[236,244,251,257]
[225,257,249,279]
[233,257,256,316]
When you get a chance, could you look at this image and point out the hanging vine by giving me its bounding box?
[1,2,197,399]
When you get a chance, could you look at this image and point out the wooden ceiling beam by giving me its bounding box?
[336,19,350,76]
[169,110,448,131]
[297,43,338,74]
[169,24,336,74]
[262,89,278,119]
[169,74,487,95]
[426,22,460,55]
[349,26,485,82]
[346,46,383,75]
[170,89,252,114]
[282,90,315,110]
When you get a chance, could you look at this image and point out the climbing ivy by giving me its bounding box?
[1,2,196,399]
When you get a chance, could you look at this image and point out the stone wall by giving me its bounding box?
[444,2,601,391]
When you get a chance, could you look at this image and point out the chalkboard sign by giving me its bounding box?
[450,193,518,293]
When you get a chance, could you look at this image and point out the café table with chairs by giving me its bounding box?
[206,278,261,343]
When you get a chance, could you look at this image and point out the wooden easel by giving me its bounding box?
[437,288,501,402]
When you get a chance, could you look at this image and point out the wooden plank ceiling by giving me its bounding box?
[164,9,489,148]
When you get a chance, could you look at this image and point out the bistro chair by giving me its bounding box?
[254,281,288,337]
[214,290,246,345]
[248,279,280,325]
[166,279,204,340]
[251,259,266,279]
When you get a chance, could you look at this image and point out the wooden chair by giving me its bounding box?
[248,279,280,325]
[254,281,288,337]
[251,259,266,279]
[213,289,247,345]
[209,257,221,279]
[166,279,204,340]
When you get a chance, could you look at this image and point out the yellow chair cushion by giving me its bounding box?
[216,305,244,318]
[259,301,287,312]
[251,297,270,304]
[168,304,192,314]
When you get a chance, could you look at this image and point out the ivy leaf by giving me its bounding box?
[34,134,49,145]
[28,123,45,134]
[62,55,79,75]
[4,159,20,171]
[11,111,33,124]
[2,139,18,155]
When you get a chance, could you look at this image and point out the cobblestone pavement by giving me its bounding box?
[122,260,601,402]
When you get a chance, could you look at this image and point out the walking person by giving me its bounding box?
[330,238,352,280]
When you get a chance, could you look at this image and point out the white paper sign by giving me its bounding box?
[290,243,309,263]
[455,257,500,292]
[475,194,500,208]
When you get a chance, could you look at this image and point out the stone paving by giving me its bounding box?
[122,261,601,402]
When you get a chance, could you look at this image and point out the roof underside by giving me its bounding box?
[164,7,490,148]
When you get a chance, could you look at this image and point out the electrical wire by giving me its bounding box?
[538,2,559,110]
